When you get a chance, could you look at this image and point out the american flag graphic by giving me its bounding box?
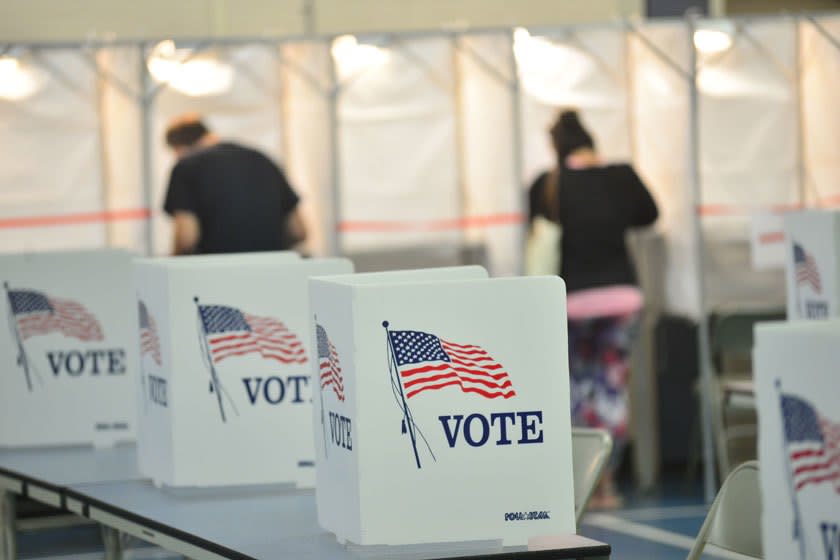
[794,243,822,294]
[197,304,306,365]
[781,394,840,494]
[388,330,515,400]
[8,289,103,341]
[138,300,161,365]
[316,324,344,401]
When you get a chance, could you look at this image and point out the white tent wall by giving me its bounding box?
[281,42,335,258]
[696,18,795,310]
[628,22,696,318]
[456,33,521,276]
[98,46,146,254]
[335,37,462,252]
[801,15,840,207]
[517,26,632,186]
[148,44,286,255]
[0,50,106,252]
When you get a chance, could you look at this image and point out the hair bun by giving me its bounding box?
[559,110,583,131]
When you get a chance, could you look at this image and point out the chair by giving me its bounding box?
[571,428,612,526]
[686,460,762,560]
[709,308,784,479]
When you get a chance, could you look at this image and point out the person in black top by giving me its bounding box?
[162,114,306,255]
[528,110,658,509]
[528,113,658,291]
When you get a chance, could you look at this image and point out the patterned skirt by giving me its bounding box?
[567,312,639,468]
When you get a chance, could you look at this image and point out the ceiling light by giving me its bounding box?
[0,56,44,101]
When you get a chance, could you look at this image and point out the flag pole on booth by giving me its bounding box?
[383,321,421,469]
[776,380,807,560]
[4,282,33,392]
[195,297,227,423]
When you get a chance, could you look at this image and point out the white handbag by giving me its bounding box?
[525,215,561,276]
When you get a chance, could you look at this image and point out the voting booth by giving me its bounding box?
[134,255,352,488]
[0,249,137,447]
[754,320,840,560]
[784,210,840,320]
[309,266,575,547]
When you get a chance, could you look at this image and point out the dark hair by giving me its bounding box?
[165,120,209,148]
[550,110,595,166]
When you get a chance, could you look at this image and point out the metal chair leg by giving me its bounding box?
[101,525,124,560]
[0,491,16,560]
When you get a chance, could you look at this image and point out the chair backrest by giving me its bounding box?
[571,428,612,525]
[686,460,762,560]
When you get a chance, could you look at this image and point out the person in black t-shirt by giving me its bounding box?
[162,115,306,255]
[528,110,658,510]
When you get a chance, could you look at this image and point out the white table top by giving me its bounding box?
[0,444,609,559]
[67,481,609,560]
[0,442,140,487]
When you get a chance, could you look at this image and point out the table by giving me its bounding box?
[0,445,611,560]
[0,443,141,559]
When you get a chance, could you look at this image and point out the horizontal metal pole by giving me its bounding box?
[2,12,839,50]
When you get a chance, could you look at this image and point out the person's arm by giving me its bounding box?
[285,208,307,245]
[272,162,305,247]
[172,211,201,255]
[163,162,202,255]
[624,165,659,227]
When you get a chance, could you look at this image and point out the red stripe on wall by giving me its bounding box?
[339,213,524,233]
[0,208,151,230]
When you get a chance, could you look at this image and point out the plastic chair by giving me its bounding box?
[571,428,612,526]
[686,460,762,560]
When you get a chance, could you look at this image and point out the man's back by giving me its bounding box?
[163,142,300,254]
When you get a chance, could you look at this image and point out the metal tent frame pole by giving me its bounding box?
[326,44,342,257]
[507,34,525,275]
[686,13,717,503]
[139,44,155,256]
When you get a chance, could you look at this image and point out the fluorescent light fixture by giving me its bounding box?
[147,40,234,97]
[0,56,44,101]
[331,35,390,77]
[693,22,734,55]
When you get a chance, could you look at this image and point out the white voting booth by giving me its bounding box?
[0,249,137,447]
[309,266,575,547]
[754,321,840,560]
[784,210,840,320]
[134,255,352,488]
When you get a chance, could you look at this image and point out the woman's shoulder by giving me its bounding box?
[528,170,550,191]
[600,163,642,183]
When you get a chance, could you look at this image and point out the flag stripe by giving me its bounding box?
[403,371,513,391]
[406,380,516,400]
[795,471,840,492]
[210,339,305,356]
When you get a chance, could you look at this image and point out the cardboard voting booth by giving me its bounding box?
[754,321,840,560]
[0,249,137,447]
[784,210,840,320]
[134,256,352,488]
[310,267,575,547]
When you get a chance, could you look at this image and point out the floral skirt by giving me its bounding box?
[567,312,639,468]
